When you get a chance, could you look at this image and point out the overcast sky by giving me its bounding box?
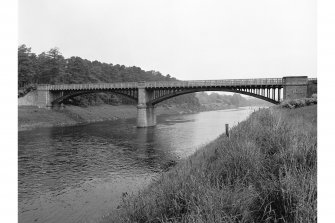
[19,0,316,80]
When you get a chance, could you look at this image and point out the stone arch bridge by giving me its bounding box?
[30,76,316,127]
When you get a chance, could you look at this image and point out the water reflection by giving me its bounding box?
[18,107,257,223]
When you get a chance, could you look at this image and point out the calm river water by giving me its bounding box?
[18,107,258,223]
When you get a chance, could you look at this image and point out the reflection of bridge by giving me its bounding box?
[24,76,316,127]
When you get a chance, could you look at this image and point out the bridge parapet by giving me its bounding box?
[36,78,286,91]
[35,78,319,91]
[37,82,139,91]
[144,78,283,88]
[30,76,317,127]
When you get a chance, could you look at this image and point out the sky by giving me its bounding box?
[19,0,316,80]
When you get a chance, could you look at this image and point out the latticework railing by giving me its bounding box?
[37,78,284,91]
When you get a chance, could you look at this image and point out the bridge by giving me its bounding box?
[21,76,317,127]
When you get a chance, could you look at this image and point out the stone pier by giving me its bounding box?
[36,90,53,109]
[283,76,308,100]
[36,89,64,109]
[137,105,156,127]
[137,86,156,127]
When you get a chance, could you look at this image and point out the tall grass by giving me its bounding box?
[107,105,317,223]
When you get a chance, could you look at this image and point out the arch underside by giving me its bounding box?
[50,87,280,106]
[150,87,281,105]
[51,89,138,105]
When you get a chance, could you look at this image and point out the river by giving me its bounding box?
[18,107,259,223]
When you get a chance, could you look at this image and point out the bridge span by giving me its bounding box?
[25,76,316,127]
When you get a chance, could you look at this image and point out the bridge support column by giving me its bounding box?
[36,89,63,109]
[137,86,156,127]
[137,105,156,127]
[36,90,53,109]
[283,76,308,100]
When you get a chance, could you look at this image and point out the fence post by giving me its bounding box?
[225,124,229,138]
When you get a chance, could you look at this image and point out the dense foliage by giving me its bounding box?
[18,44,199,107]
[280,94,317,109]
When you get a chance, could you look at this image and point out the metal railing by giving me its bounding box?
[38,82,139,90]
[37,78,284,90]
[144,78,283,88]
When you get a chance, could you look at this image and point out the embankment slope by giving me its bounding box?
[107,105,317,223]
[18,104,200,131]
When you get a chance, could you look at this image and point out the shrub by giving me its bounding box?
[280,97,317,109]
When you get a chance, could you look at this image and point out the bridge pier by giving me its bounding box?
[283,76,308,100]
[137,104,156,127]
[137,86,156,127]
[36,90,53,109]
[36,89,63,109]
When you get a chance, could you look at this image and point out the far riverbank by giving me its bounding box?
[18,105,190,131]
[19,104,242,131]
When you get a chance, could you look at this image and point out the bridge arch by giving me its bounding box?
[34,77,315,127]
[149,87,279,105]
[51,89,137,106]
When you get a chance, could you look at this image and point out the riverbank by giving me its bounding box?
[18,104,203,131]
[104,105,317,222]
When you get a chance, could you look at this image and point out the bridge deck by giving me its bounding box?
[38,78,285,91]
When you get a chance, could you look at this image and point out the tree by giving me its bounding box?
[65,56,90,84]
[37,48,66,84]
[18,44,38,86]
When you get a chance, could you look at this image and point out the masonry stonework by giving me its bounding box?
[283,76,308,100]
[307,80,317,97]
[137,87,156,127]
[36,90,54,108]
[137,105,156,127]
[18,91,38,106]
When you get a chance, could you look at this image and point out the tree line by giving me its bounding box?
[18,45,199,107]
[196,92,272,107]
[18,45,269,108]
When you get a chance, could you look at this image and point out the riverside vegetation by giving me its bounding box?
[103,105,317,223]
[279,94,317,109]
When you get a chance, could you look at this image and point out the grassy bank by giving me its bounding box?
[18,105,134,131]
[106,105,317,223]
[18,104,201,131]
